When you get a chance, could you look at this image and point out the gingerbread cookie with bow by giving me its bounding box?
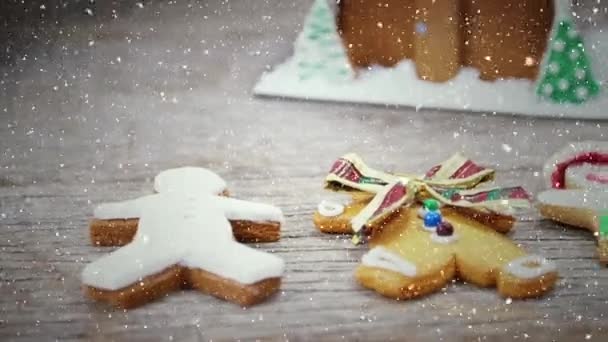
[83,167,285,308]
[314,154,558,300]
[537,141,608,264]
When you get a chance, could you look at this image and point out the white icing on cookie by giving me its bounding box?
[154,166,227,195]
[317,200,344,217]
[537,189,608,210]
[215,196,285,224]
[504,255,557,279]
[361,247,417,277]
[543,141,608,189]
[83,167,285,290]
[421,222,437,232]
[417,208,441,219]
[430,233,459,244]
[94,195,157,220]
[566,163,608,190]
[417,207,425,219]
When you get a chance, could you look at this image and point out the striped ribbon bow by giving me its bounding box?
[325,153,531,244]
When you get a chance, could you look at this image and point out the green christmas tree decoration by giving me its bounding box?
[294,0,353,81]
[537,20,600,104]
[600,212,608,238]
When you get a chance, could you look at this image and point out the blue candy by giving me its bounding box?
[424,211,442,229]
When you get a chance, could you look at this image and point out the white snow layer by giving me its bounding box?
[254,31,608,119]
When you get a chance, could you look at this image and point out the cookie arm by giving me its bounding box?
[215,197,284,224]
[93,195,156,220]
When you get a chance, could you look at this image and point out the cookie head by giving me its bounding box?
[154,167,227,195]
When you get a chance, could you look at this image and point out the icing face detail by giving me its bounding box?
[361,247,417,277]
[436,221,454,236]
[430,232,459,244]
[317,200,345,217]
[417,207,427,219]
[504,255,557,279]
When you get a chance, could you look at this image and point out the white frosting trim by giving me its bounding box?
[543,141,608,189]
[417,208,442,219]
[430,233,459,244]
[361,247,417,277]
[566,164,608,190]
[317,200,345,217]
[537,189,608,211]
[83,167,285,290]
[504,255,557,279]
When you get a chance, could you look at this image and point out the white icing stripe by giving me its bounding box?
[83,167,285,290]
[361,247,417,277]
[566,164,608,190]
[317,200,345,217]
[504,255,557,279]
[430,233,459,245]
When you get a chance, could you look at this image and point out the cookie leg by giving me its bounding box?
[355,209,456,299]
[449,212,526,287]
[497,255,558,298]
[84,266,185,309]
[184,243,284,306]
[448,212,558,298]
[82,243,183,308]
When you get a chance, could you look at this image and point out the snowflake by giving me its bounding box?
[553,40,566,52]
[547,62,560,75]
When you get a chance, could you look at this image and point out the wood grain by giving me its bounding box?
[1,0,607,341]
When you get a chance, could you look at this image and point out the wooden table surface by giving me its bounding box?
[1,1,607,341]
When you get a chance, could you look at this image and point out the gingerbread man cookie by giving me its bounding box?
[357,202,557,300]
[537,141,608,264]
[82,167,285,308]
[314,154,558,300]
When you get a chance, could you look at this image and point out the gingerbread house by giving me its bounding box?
[340,0,554,82]
[254,0,607,118]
